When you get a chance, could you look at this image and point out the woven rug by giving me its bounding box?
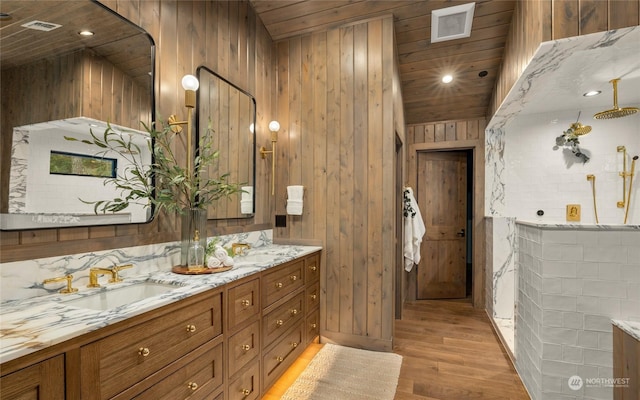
[281,343,403,400]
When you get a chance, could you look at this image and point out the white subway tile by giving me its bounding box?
[543,278,562,294]
[584,246,627,263]
[544,310,563,327]
[543,261,577,278]
[541,375,563,393]
[542,343,563,361]
[541,360,578,378]
[542,327,578,345]
[543,243,565,260]
[628,283,640,300]
[577,262,599,279]
[562,345,584,363]
[582,280,627,299]
[576,231,599,247]
[597,297,621,317]
[543,230,577,244]
[621,231,640,246]
[620,300,640,319]
[584,314,614,332]
[628,246,640,265]
[597,332,613,351]
[577,296,600,314]
[583,349,612,367]
[621,265,640,283]
[561,278,583,296]
[595,231,622,246]
[562,312,584,329]
[543,294,577,311]
[597,263,622,281]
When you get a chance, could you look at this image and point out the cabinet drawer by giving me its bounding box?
[228,361,260,400]
[263,324,304,388]
[262,260,304,307]
[306,309,320,344]
[263,292,304,347]
[82,291,223,399]
[305,253,320,283]
[228,321,260,378]
[305,281,320,312]
[130,340,223,400]
[228,278,260,332]
[0,355,64,400]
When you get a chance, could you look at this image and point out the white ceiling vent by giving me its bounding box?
[431,3,475,43]
[21,20,62,32]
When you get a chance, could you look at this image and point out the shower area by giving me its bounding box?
[485,26,640,399]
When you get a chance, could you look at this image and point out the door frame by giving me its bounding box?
[408,139,485,308]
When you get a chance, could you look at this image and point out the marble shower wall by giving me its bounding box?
[0,230,272,302]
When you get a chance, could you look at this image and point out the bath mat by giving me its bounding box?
[281,343,403,400]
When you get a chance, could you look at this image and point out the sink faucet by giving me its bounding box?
[88,264,133,288]
[231,243,251,256]
[43,274,78,294]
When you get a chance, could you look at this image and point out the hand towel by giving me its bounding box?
[287,185,304,215]
[240,186,253,214]
[403,187,426,272]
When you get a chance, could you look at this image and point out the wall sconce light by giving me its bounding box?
[168,74,199,177]
[260,120,280,195]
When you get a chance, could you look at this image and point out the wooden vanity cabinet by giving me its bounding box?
[0,355,65,400]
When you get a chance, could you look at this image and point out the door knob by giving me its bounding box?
[456,229,465,237]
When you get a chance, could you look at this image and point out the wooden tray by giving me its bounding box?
[171,266,233,275]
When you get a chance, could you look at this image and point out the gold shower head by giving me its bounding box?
[594,79,639,119]
[570,122,592,135]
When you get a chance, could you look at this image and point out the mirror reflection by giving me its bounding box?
[197,66,256,219]
[0,0,155,230]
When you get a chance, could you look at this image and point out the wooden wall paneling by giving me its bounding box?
[352,22,369,337]
[609,0,640,29]
[579,0,609,34]
[300,34,315,240]
[275,40,291,237]
[554,0,580,39]
[288,36,303,239]
[325,28,341,334]
[338,25,355,335]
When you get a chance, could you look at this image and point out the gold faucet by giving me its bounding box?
[88,264,133,288]
[43,274,78,294]
[231,243,251,256]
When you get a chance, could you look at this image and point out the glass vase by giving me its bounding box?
[180,208,207,267]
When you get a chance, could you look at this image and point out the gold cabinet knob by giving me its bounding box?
[138,347,150,357]
[291,342,298,348]
[186,324,196,333]
[276,356,284,362]
[242,344,251,351]
[241,389,251,395]
[276,319,284,327]
[290,275,297,281]
[241,299,251,307]
[188,382,198,391]
[310,294,317,300]
[309,265,317,271]
[275,282,283,289]
[290,309,298,316]
[311,323,317,329]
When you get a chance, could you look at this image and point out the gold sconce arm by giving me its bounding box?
[260,121,280,195]
[168,75,199,179]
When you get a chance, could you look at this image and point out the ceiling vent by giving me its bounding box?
[431,3,475,43]
[21,20,62,32]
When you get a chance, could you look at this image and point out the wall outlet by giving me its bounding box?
[275,215,287,227]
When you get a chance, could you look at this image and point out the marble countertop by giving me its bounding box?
[0,244,321,364]
[515,220,640,231]
[612,320,640,341]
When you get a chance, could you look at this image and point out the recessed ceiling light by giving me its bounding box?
[583,90,601,97]
[79,30,94,36]
[442,75,453,84]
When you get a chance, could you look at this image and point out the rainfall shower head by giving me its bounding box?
[594,79,639,119]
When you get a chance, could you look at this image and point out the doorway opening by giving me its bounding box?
[415,149,473,300]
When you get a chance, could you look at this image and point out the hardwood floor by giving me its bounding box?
[394,300,529,400]
[263,300,529,399]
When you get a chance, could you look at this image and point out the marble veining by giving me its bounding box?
[8,127,28,213]
[0,239,321,364]
[612,320,640,342]
[516,220,640,230]
[485,127,506,216]
[492,217,517,320]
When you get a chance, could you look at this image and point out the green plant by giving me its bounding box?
[554,126,590,164]
[65,121,241,216]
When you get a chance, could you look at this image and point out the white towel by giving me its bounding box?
[287,185,304,215]
[403,187,426,272]
[241,186,253,214]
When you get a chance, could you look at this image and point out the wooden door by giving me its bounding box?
[416,151,467,299]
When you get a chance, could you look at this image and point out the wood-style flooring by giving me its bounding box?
[264,299,529,399]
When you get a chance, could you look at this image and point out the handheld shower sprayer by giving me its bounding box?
[624,156,638,224]
[587,174,599,224]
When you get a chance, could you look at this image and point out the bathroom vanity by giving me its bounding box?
[0,247,321,400]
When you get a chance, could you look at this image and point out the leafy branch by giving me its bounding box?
[554,126,590,164]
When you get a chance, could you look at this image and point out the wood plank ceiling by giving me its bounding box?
[250,0,516,124]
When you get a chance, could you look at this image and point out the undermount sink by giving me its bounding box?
[235,253,279,264]
[61,282,178,311]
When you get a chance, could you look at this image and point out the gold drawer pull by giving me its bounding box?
[290,309,298,316]
[186,324,196,333]
[241,299,251,307]
[276,356,284,362]
[138,347,150,357]
[241,389,251,395]
[276,319,284,327]
[242,344,251,351]
[188,382,198,391]
[275,282,283,289]
[310,294,317,300]
[291,342,298,348]
[309,265,317,271]
[290,275,298,281]
[311,323,317,329]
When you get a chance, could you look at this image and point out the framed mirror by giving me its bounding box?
[196,66,256,220]
[0,0,155,230]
